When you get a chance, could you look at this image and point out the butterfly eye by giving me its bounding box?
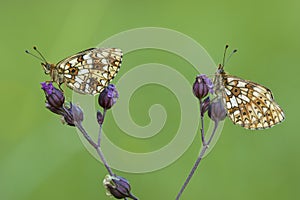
[41,63,50,74]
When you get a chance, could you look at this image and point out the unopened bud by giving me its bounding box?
[208,99,227,122]
[97,110,104,125]
[41,82,65,112]
[62,103,84,126]
[98,84,119,109]
[103,175,138,200]
[71,103,84,122]
[193,74,214,100]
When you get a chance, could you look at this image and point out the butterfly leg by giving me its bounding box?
[58,83,64,93]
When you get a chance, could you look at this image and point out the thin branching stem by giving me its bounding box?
[75,122,97,149]
[175,100,219,200]
[206,121,219,146]
[96,145,114,176]
[98,109,107,147]
[199,99,206,146]
[75,118,113,176]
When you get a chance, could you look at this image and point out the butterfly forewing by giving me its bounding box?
[216,72,285,130]
[56,48,122,95]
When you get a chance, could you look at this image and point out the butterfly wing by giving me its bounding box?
[221,74,285,130]
[56,48,122,95]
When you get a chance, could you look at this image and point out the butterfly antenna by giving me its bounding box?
[32,46,48,63]
[224,49,238,66]
[222,44,229,67]
[25,49,44,62]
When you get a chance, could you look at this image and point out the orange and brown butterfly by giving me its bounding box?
[213,45,285,130]
[26,47,122,95]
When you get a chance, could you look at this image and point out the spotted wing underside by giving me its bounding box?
[221,74,285,130]
[56,48,122,95]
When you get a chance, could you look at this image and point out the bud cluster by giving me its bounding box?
[41,82,83,126]
[192,74,226,122]
[40,82,136,199]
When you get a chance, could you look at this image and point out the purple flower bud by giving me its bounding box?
[41,82,65,109]
[71,103,84,122]
[61,114,75,126]
[98,84,119,110]
[97,111,104,125]
[45,102,63,115]
[208,99,227,122]
[61,103,84,126]
[41,82,54,95]
[41,82,65,116]
[103,175,138,200]
[193,74,214,100]
[61,105,75,126]
[201,97,210,117]
[40,82,84,126]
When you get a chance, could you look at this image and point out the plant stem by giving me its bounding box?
[175,106,219,199]
[206,122,218,146]
[75,120,113,176]
[199,99,206,146]
[98,109,107,147]
[75,122,97,149]
[96,145,114,176]
[175,144,209,200]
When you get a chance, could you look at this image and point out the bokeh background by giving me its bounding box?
[1,0,299,199]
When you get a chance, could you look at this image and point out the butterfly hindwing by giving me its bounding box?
[56,48,122,95]
[221,74,285,130]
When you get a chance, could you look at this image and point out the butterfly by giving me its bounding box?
[26,47,122,95]
[213,45,285,130]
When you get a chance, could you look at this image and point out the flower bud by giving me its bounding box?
[98,84,119,109]
[97,111,104,125]
[61,107,75,126]
[103,175,138,200]
[45,102,63,115]
[61,103,84,126]
[71,103,84,122]
[41,82,54,95]
[201,97,210,117]
[208,99,227,122]
[41,82,65,115]
[41,82,65,109]
[193,74,214,100]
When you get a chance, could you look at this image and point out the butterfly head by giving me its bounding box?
[217,63,225,74]
[25,46,54,74]
[41,62,56,75]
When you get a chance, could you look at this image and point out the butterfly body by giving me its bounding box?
[214,64,285,130]
[38,48,122,95]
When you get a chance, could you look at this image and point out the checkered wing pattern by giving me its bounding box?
[219,73,285,129]
[56,48,122,95]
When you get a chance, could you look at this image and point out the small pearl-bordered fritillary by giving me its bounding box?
[26,47,122,95]
[214,45,285,129]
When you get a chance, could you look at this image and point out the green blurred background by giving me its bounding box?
[1,0,299,199]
